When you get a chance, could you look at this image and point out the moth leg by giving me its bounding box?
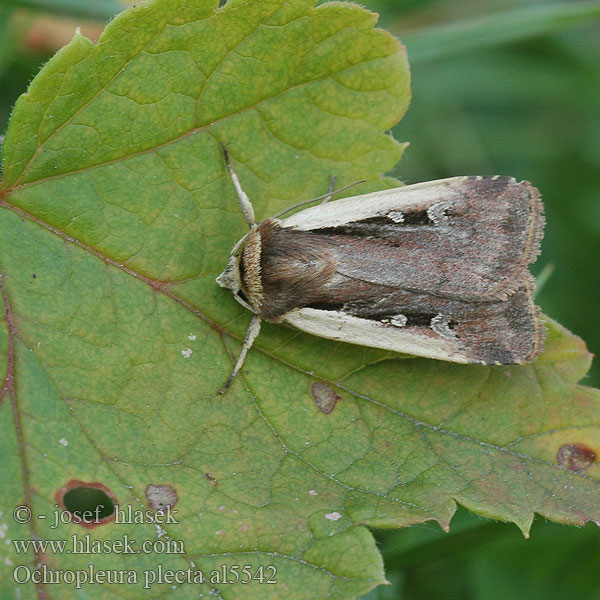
[221,143,255,227]
[220,314,262,394]
[321,176,336,204]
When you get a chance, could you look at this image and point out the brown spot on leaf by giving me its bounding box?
[54,480,117,529]
[205,473,218,487]
[311,382,341,414]
[557,443,596,472]
[145,484,178,512]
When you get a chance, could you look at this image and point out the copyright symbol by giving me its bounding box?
[13,505,32,524]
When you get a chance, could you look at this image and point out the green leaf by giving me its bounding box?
[404,1,600,64]
[0,0,598,598]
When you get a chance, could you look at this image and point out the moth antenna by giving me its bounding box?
[271,179,367,219]
[220,314,262,394]
[321,176,336,204]
[221,143,255,227]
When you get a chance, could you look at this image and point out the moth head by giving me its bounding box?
[217,228,264,314]
[216,253,241,292]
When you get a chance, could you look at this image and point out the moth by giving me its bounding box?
[216,146,545,392]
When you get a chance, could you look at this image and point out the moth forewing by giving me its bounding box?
[217,153,545,391]
[283,308,469,362]
[283,278,544,365]
[280,178,467,229]
[279,176,544,302]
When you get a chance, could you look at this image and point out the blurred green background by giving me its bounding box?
[1,0,599,598]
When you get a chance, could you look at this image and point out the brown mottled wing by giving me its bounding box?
[333,281,544,364]
[284,176,544,302]
[263,176,545,364]
[284,280,544,365]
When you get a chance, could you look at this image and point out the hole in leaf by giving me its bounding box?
[63,487,115,520]
[56,480,116,528]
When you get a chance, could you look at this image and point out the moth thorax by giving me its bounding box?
[240,228,264,311]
